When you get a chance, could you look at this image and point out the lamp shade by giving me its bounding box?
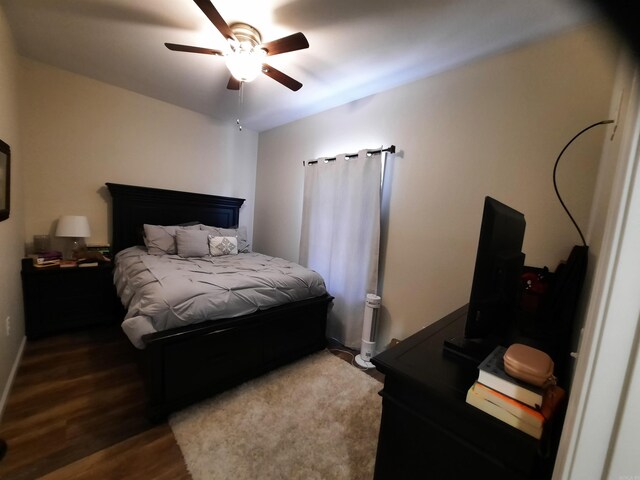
[56,215,91,238]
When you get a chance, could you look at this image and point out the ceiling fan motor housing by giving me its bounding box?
[229,22,263,51]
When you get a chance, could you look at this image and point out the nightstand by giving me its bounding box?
[21,258,120,339]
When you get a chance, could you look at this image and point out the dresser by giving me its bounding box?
[372,305,561,479]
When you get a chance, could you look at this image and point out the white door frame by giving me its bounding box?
[553,63,640,479]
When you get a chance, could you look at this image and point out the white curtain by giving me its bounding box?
[299,150,382,348]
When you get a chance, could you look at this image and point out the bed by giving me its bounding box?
[106,182,332,420]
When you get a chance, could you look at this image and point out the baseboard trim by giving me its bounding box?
[0,335,26,421]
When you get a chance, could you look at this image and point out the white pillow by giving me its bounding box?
[208,236,238,256]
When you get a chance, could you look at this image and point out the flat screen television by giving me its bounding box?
[444,196,526,362]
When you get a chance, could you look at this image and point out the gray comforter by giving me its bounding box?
[114,246,327,348]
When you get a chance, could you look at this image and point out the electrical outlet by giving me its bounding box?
[5,316,10,337]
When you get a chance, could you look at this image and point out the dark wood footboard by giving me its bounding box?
[141,294,332,420]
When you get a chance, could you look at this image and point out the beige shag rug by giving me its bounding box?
[169,350,382,480]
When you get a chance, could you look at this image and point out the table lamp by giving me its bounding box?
[56,215,91,259]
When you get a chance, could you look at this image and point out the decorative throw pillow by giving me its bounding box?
[176,229,210,258]
[208,236,238,256]
[200,225,250,253]
[143,224,199,255]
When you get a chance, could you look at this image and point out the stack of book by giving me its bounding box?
[466,345,562,439]
[57,258,103,268]
[32,250,62,268]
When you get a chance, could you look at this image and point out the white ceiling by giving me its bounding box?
[1,0,598,132]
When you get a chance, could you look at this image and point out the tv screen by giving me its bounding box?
[465,196,526,339]
[444,196,525,362]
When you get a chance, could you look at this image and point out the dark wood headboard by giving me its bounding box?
[106,183,245,254]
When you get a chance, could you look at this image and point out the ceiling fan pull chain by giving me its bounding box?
[236,81,244,131]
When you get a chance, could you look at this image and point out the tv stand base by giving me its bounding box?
[443,336,498,364]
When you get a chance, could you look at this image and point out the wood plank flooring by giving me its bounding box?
[0,326,189,480]
[0,325,383,479]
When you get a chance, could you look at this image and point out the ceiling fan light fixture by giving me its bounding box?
[225,48,266,82]
[224,22,266,83]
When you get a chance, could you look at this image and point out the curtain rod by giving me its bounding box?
[304,145,396,166]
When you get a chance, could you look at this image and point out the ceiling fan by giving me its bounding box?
[165,0,309,91]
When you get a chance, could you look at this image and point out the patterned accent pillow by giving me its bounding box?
[208,236,238,256]
[200,225,250,253]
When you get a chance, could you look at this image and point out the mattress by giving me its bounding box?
[114,246,327,348]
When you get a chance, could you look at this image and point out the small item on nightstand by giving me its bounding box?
[59,260,77,268]
[31,250,62,268]
[74,250,111,264]
[77,260,99,268]
[33,260,60,268]
[87,243,111,258]
[33,235,50,253]
[33,250,62,264]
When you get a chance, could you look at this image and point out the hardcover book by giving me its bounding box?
[35,250,62,261]
[78,261,99,268]
[33,259,60,268]
[477,346,544,408]
[469,382,544,428]
[466,384,543,439]
[35,255,62,265]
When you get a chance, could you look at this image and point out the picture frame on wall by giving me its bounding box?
[0,138,10,222]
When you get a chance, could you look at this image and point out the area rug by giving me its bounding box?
[169,350,382,480]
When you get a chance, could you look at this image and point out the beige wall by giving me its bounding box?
[0,6,25,414]
[0,53,259,404]
[254,24,619,349]
[19,59,259,252]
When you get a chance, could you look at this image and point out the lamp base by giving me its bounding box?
[62,238,86,260]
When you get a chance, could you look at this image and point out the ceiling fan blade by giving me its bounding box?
[227,76,241,90]
[193,0,235,41]
[262,64,303,91]
[165,43,223,56]
[261,32,309,56]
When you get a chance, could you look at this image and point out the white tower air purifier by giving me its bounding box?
[355,294,381,368]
